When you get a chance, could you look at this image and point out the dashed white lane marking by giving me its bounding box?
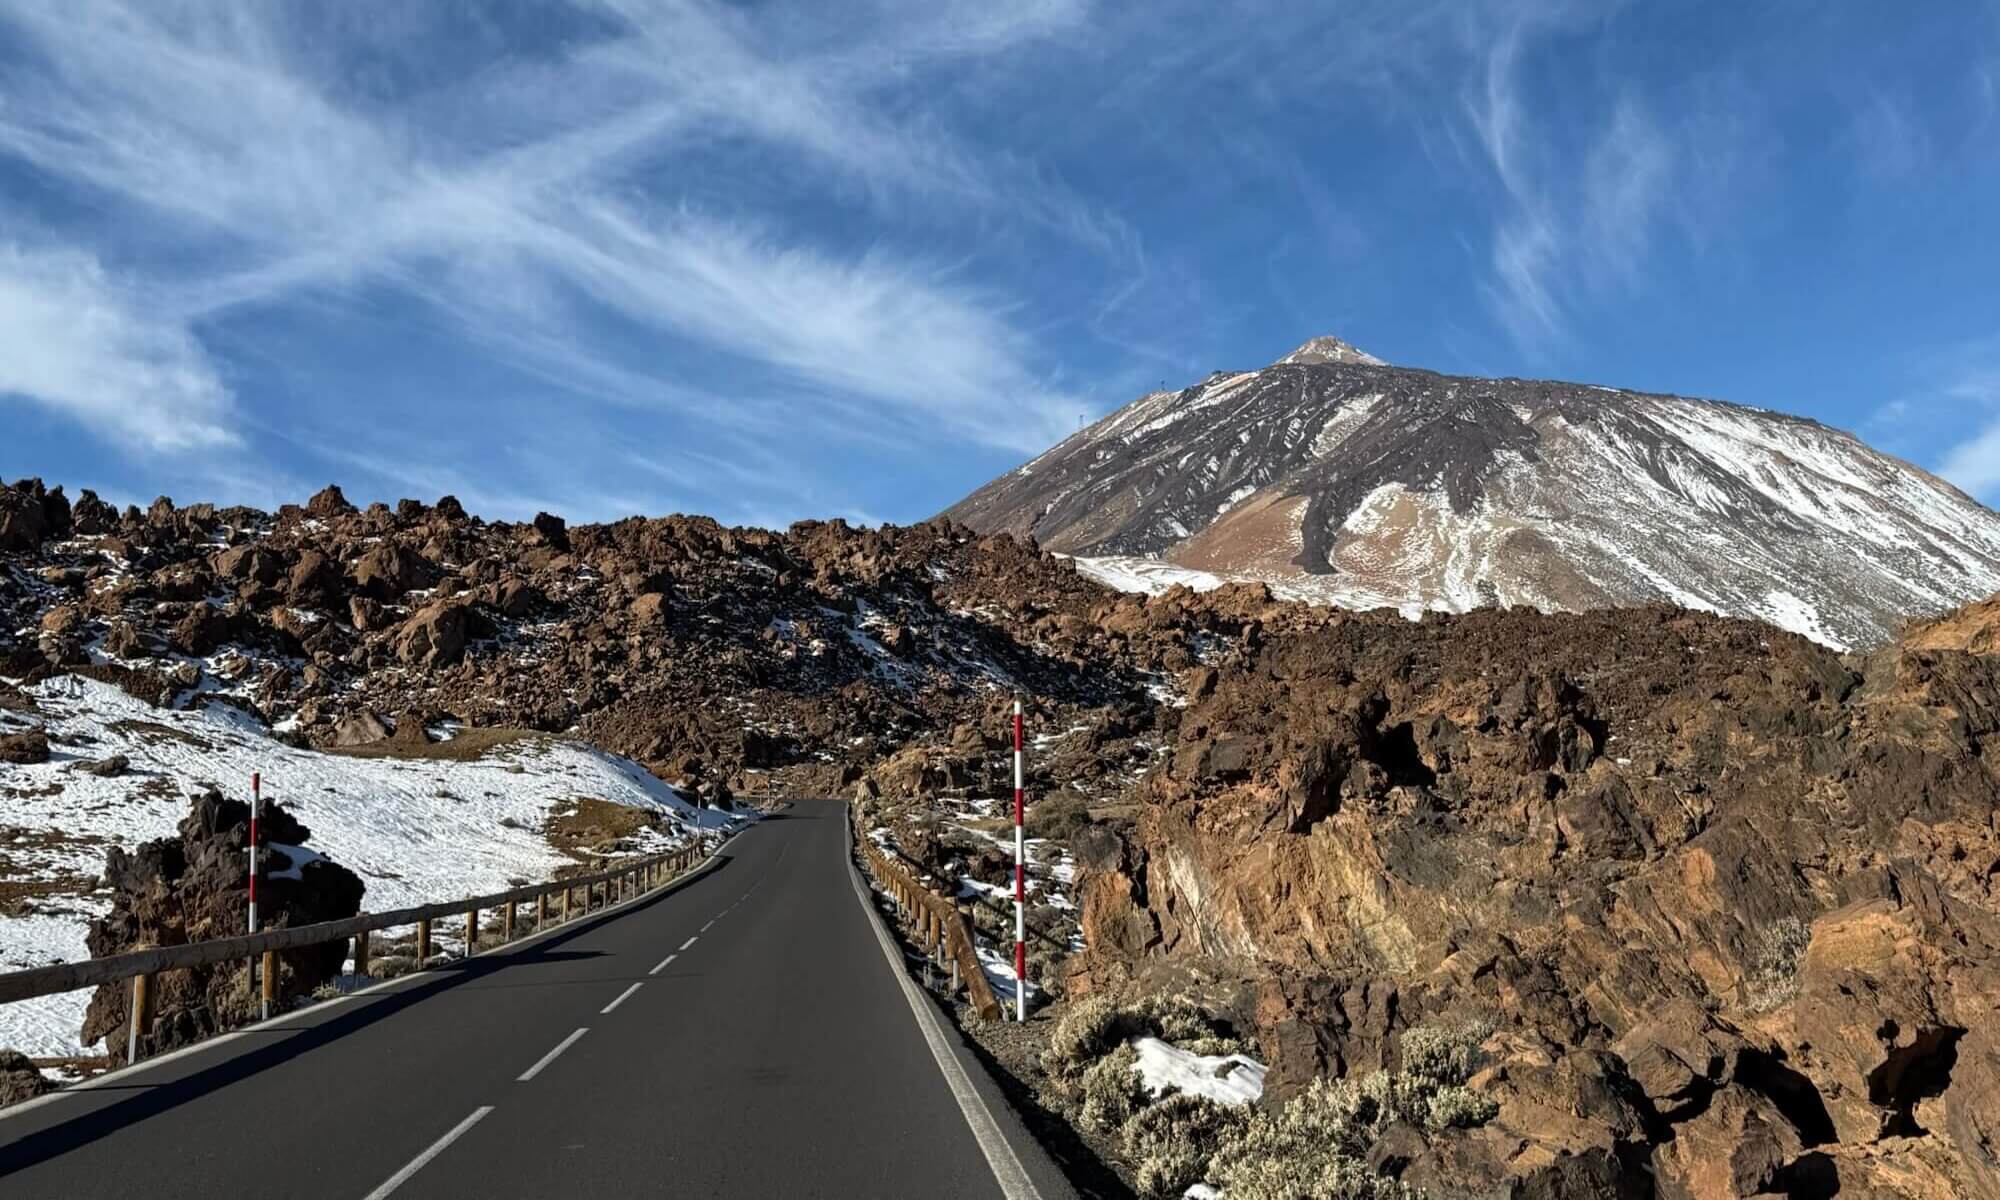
[601,982,644,1014]
[517,1028,589,1082]
[701,919,715,932]
[678,936,698,951]
[649,953,678,976]
[362,1106,494,1199]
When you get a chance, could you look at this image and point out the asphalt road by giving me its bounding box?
[0,800,1033,1198]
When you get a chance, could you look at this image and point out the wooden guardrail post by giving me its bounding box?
[127,968,154,1063]
[354,930,370,977]
[563,886,572,923]
[260,950,276,1018]
[417,917,432,963]
[538,891,549,927]
[464,909,478,955]
[502,900,515,942]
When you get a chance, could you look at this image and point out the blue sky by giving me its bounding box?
[2,1,1998,528]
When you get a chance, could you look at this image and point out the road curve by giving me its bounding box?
[0,799,1025,1198]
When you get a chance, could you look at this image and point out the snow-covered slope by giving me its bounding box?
[947,337,2000,649]
[0,675,734,1058]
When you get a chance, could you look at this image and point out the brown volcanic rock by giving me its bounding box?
[395,600,470,667]
[0,1050,54,1108]
[0,729,50,764]
[80,791,363,1065]
[1072,600,2000,1194]
[350,543,439,601]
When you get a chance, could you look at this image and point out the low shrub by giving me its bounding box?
[1043,995,1124,1079]
[1077,1044,1148,1131]
[1205,1021,1498,1199]
[1744,916,1810,1012]
[1027,794,1093,842]
[1123,1093,1249,1198]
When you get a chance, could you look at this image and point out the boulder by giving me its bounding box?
[286,550,342,606]
[492,577,543,618]
[38,605,81,636]
[80,790,364,1064]
[631,592,669,624]
[211,544,283,587]
[69,489,117,535]
[0,730,51,764]
[0,1050,53,1109]
[529,511,569,551]
[81,754,130,777]
[350,544,438,601]
[0,480,68,552]
[349,594,387,632]
[1649,1085,1803,1200]
[396,601,469,668]
[305,484,356,518]
[329,711,392,747]
[170,603,231,656]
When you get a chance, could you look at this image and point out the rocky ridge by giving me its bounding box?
[0,478,1246,803]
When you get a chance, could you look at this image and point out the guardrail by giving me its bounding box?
[0,840,714,1063]
[857,828,1003,1022]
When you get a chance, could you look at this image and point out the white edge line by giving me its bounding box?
[0,832,744,1126]
[648,954,678,977]
[844,810,1043,1200]
[600,981,644,1014]
[516,1027,589,1082]
[362,1105,494,1200]
[678,936,698,951]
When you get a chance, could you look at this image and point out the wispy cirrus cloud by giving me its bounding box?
[0,0,1107,492]
[1460,8,1738,351]
[0,245,236,452]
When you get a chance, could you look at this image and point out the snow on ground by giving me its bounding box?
[1758,589,1846,651]
[974,940,1041,1008]
[1129,1036,1267,1106]
[0,674,739,1058]
[1070,555,1229,595]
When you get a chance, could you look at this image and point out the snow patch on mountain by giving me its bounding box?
[0,675,731,1059]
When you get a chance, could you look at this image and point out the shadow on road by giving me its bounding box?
[0,854,737,1177]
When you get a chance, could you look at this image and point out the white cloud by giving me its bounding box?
[1933,364,2000,498]
[0,245,236,452]
[1459,5,1740,351]
[0,0,1099,466]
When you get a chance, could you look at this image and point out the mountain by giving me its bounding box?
[944,337,2000,649]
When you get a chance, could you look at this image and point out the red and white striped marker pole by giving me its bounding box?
[1012,698,1027,1021]
[249,771,265,1020]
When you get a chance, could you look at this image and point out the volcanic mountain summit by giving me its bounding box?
[946,336,2000,648]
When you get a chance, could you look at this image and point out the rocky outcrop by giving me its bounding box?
[80,791,364,1066]
[1072,600,2000,1197]
[0,729,50,763]
[0,1050,54,1107]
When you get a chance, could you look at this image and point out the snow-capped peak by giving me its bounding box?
[1280,335,1386,367]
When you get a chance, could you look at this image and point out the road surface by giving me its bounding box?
[0,799,1052,1198]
